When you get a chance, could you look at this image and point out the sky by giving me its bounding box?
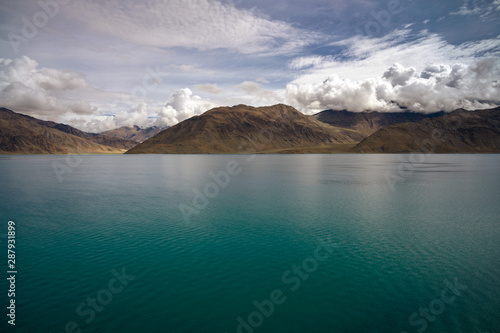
[0,0,499,132]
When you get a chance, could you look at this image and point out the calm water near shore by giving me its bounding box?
[0,154,499,333]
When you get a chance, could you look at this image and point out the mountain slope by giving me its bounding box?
[50,123,137,150]
[100,125,165,143]
[352,107,500,153]
[314,110,446,136]
[126,104,366,154]
[0,108,135,154]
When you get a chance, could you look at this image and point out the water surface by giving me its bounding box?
[0,154,499,333]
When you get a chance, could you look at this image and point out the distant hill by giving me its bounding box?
[0,108,137,154]
[314,109,446,136]
[100,125,165,143]
[49,123,137,150]
[126,104,366,154]
[352,107,500,153]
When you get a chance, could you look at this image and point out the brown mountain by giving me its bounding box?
[352,107,500,153]
[100,125,165,143]
[50,123,137,150]
[314,109,446,136]
[0,108,137,154]
[126,104,366,154]
[4,104,498,155]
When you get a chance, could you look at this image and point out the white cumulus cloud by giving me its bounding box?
[286,58,500,113]
[383,63,416,86]
[0,56,95,118]
[154,88,216,127]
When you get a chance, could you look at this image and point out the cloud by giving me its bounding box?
[235,81,283,105]
[64,103,154,133]
[0,56,89,91]
[492,0,500,11]
[63,0,321,55]
[255,77,270,84]
[33,68,89,91]
[173,65,198,73]
[195,83,223,94]
[66,88,218,132]
[286,59,500,113]
[236,81,264,94]
[383,63,416,86]
[286,76,394,114]
[1,82,62,112]
[72,88,218,132]
[0,56,223,133]
[289,56,334,70]
[0,56,95,118]
[290,29,500,84]
[168,64,213,74]
[450,2,482,16]
[154,88,216,127]
[446,0,500,18]
[111,104,150,128]
[0,55,168,133]
[0,56,38,82]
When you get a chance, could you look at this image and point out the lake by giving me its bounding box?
[0,154,499,333]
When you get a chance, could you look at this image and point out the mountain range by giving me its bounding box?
[1,105,499,154]
[353,107,500,153]
[128,104,500,154]
[313,109,446,136]
[125,104,366,154]
[0,108,136,154]
[100,125,166,143]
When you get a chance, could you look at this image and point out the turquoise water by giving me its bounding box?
[0,154,499,333]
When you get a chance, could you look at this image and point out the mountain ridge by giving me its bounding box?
[0,108,137,154]
[2,105,499,155]
[100,125,166,143]
[126,104,366,154]
[352,107,500,153]
[313,109,446,136]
